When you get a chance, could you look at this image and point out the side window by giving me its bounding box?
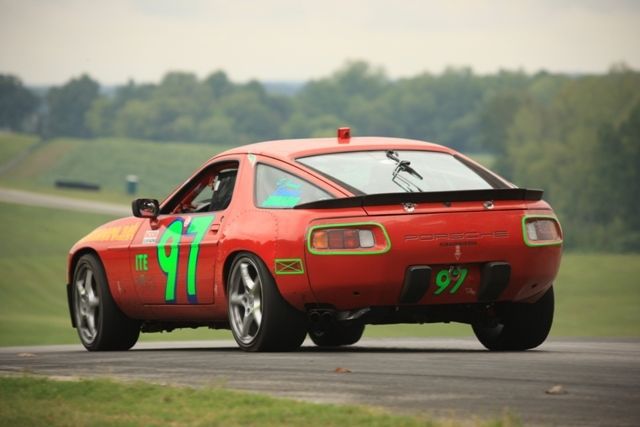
[255,164,333,208]
[161,162,238,214]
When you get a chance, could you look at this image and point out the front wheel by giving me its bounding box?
[472,286,554,351]
[227,253,307,351]
[72,254,140,351]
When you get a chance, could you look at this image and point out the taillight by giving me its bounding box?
[308,223,390,255]
[522,216,563,247]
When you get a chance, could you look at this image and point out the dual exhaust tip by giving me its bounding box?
[308,310,334,326]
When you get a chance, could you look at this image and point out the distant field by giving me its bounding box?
[1,201,638,346]
[0,133,39,164]
[0,134,232,204]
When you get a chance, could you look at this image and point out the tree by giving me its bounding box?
[0,74,38,131]
[47,74,100,137]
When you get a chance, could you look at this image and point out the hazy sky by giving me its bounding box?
[1,0,639,85]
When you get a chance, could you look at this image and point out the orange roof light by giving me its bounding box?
[337,127,351,144]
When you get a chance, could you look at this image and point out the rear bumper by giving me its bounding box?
[303,210,562,310]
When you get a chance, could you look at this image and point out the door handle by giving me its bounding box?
[210,224,220,233]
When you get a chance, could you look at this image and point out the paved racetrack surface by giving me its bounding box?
[1,338,638,426]
[0,187,129,216]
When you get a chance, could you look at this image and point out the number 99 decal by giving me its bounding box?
[434,267,468,295]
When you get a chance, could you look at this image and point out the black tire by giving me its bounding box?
[227,252,307,352]
[309,322,365,347]
[473,286,554,351]
[72,254,140,351]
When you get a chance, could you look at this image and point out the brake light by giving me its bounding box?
[522,216,563,246]
[308,223,390,254]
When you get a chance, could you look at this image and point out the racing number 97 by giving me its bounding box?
[157,215,215,303]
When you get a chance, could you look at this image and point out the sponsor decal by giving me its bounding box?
[134,254,149,271]
[275,258,305,275]
[262,178,302,208]
[80,223,140,243]
[142,230,159,244]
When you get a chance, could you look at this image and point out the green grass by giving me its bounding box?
[0,133,39,164]
[2,376,519,427]
[0,134,232,204]
[0,200,638,346]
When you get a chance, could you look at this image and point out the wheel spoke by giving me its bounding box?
[252,277,262,298]
[240,263,255,291]
[229,293,244,307]
[241,312,254,337]
[253,302,262,328]
[86,313,97,336]
[75,278,85,296]
[87,294,99,308]
[84,269,93,289]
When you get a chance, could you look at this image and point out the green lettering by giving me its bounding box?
[449,268,468,294]
[185,215,215,303]
[157,220,183,303]
[434,270,450,295]
[134,254,149,271]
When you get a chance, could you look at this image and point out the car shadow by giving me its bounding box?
[128,345,526,354]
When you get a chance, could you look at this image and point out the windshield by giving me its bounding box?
[297,150,497,195]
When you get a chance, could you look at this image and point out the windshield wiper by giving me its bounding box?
[386,150,423,192]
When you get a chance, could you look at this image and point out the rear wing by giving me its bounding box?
[294,188,544,210]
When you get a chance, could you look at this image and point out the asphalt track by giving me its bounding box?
[1,338,638,426]
[0,187,129,216]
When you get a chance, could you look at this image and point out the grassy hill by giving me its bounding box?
[0,133,40,163]
[0,134,233,204]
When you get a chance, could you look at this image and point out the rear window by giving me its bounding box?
[297,151,497,195]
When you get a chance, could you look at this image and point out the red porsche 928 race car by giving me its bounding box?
[67,128,562,352]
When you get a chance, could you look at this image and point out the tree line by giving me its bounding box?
[1,61,639,251]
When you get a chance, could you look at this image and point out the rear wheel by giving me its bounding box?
[72,254,140,351]
[227,252,307,351]
[473,286,554,351]
[309,322,365,347]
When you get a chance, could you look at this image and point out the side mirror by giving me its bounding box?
[132,198,160,219]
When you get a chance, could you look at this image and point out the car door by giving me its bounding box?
[129,160,239,305]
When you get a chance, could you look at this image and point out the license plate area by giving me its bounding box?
[428,264,481,301]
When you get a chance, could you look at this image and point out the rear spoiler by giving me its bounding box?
[294,188,544,210]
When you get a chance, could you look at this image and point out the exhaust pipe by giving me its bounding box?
[309,311,321,324]
[321,312,333,324]
[308,309,336,332]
